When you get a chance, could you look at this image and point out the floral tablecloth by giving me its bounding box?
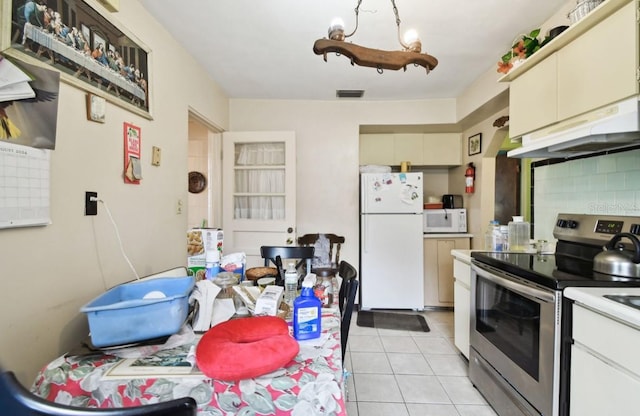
[31,309,346,415]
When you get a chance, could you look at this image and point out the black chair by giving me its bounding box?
[0,370,198,416]
[297,234,345,270]
[338,260,357,315]
[260,246,315,283]
[337,260,359,361]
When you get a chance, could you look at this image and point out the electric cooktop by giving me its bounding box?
[472,213,640,291]
[471,251,640,290]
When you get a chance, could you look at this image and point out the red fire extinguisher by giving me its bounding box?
[465,162,475,194]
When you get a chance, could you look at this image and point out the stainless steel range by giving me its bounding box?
[469,213,640,416]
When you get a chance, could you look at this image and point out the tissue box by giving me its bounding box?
[187,228,223,280]
[221,252,246,280]
[254,285,284,316]
[80,276,195,347]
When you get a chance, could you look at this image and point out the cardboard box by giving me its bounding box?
[187,228,223,280]
[254,285,284,316]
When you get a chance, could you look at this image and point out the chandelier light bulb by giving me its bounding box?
[328,17,346,41]
[402,29,422,52]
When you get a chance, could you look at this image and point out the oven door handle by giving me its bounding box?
[474,265,556,303]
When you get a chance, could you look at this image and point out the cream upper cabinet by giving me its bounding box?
[359,134,395,165]
[509,54,557,139]
[557,1,638,120]
[360,133,462,166]
[423,133,461,166]
[393,134,423,165]
[506,0,639,139]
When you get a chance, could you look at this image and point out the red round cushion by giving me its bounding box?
[195,316,299,381]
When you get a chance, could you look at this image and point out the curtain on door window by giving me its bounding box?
[233,143,285,220]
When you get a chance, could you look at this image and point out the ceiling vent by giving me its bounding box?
[336,90,364,99]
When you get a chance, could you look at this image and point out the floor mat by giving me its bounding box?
[356,311,430,332]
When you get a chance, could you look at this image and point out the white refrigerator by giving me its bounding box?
[360,172,424,310]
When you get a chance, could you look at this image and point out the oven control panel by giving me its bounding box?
[594,220,624,234]
[554,213,640,244]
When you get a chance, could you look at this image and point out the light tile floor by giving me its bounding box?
[343,309,497,416]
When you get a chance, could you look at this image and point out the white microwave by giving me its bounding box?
[423,209,467,233]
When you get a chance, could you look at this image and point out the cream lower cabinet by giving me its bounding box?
[452,254,471,359]
[423,237,470,308]
[570,304,640,415]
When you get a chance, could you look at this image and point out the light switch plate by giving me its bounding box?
[152,146,161,166]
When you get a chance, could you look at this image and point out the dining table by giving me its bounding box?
[30,306,347,415]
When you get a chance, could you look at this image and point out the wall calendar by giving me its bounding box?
[0,141,50,229]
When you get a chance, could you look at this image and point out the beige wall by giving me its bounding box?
[0,0,229,383]
[452,109,510,249]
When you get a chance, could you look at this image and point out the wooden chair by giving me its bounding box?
[260,246,315,284]
[297,233,345,269]
[337,260,359,361]
[0,370,197,415]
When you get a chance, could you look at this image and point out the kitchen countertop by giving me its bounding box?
[565,287,640,329]
[452,249,545,264]
[451,249,475,263]
[424,233,473,239]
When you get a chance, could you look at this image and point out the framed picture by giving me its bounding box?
[468,133,482,156]
[1,0,152,119]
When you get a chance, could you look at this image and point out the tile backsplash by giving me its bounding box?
[533,148,640,241]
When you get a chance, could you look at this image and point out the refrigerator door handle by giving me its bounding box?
[362,215,368,253]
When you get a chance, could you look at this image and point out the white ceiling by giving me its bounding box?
[138,0,568,101]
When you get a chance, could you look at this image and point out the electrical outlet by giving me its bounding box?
[85,191,98,216]
[176,198,183,215]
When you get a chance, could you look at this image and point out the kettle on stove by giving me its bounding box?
[593,232,640,278]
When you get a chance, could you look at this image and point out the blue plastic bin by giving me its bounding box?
[80,276,195,347]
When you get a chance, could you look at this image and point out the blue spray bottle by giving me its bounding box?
[293,274,322,340]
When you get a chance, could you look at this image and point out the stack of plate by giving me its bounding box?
[568,0,604,24]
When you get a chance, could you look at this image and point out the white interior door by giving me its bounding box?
[222,131,296,268]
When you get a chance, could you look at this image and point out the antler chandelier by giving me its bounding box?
[313,0,438,74]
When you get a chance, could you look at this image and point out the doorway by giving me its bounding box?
[187,112,223,229]
[494,152,521,225]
